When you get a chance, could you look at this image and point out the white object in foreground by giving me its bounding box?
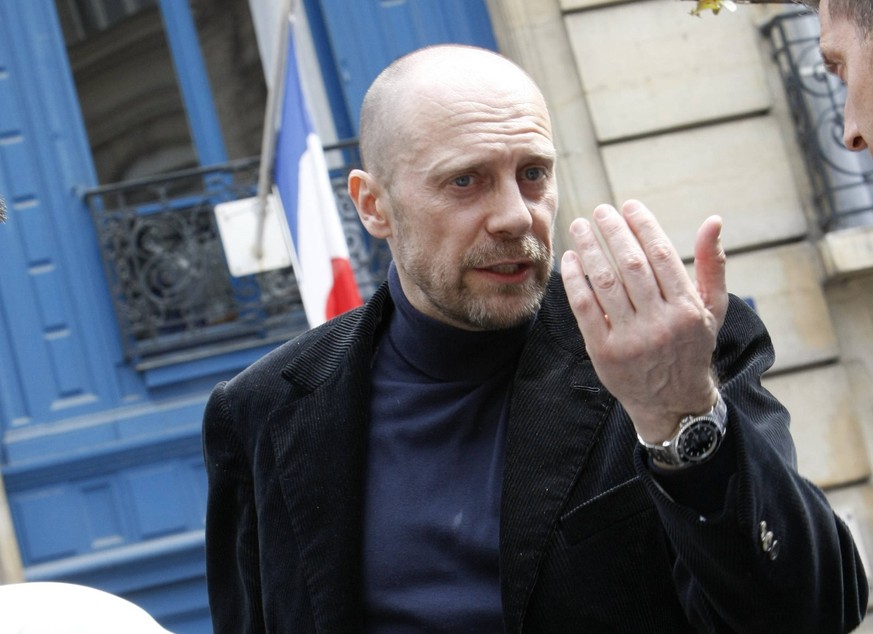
[0,581,172,633]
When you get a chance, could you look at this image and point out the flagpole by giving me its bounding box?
[253,0,297,260]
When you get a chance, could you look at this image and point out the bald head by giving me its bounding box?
[358,45,549,184]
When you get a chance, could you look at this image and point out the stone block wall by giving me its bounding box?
[487,0,873,607]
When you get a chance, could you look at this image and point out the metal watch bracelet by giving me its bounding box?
[638,391,728,468]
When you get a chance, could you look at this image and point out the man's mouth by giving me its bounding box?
[473,261,535,283]
[465,235,551,281]
[483,262,528,274]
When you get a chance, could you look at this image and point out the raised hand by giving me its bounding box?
[560,200,728,444]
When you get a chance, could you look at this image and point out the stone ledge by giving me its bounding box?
[819,225,873,280]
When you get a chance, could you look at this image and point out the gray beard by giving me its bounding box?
[401,233,553,330]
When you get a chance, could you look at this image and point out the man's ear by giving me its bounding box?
[348,169,392,239]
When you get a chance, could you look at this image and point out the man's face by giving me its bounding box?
[819,0,873,155]
[380,76,558,331]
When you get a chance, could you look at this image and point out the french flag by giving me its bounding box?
[273,28,362,328]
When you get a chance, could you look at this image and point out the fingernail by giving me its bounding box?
[570,218,590,236]
[593,205,614,221]
[623,199,644,215]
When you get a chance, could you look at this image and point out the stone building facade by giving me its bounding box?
[485,0,873,617]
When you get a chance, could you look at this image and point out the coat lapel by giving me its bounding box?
[499,278,616,631]
[267,291,389,630]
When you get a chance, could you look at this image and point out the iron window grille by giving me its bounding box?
[84,143,391,370]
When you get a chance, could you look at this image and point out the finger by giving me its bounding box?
[694,215,728,327]
[590,203,661,311]
[568,210,634,320]
[560,246,609,344]
[621,200,696,302]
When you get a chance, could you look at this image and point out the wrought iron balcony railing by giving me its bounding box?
[84,143,390,370]
[765,9,873,232]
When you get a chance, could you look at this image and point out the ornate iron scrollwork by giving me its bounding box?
[85,146,390,369]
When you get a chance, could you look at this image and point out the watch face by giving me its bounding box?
[677,419,720,462]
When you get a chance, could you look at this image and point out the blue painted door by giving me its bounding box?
[0,2,214,632]
[0,1,497,632]
[0,1,125,429]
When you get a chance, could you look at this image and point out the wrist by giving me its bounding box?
[630,385,719,444]
[638,391,728,469]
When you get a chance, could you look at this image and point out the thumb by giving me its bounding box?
[694,215,728,328]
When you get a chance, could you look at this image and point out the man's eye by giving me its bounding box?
[523,167,546,181]
[823,61,846,85]
[452,175,473,187]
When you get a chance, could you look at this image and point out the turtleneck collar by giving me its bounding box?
[385,263,534,383]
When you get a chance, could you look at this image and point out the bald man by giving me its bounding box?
[203,45,867,632]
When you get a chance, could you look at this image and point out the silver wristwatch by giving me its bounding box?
[638,392,728,467]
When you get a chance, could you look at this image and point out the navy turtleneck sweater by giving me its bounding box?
[363,266,532,632]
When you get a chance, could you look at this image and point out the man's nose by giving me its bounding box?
[842,100,869,152]
[485,181,533,237]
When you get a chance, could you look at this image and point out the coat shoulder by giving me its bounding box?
[222,283,391,402]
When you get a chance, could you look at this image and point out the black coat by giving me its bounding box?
[203,274,868,632]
